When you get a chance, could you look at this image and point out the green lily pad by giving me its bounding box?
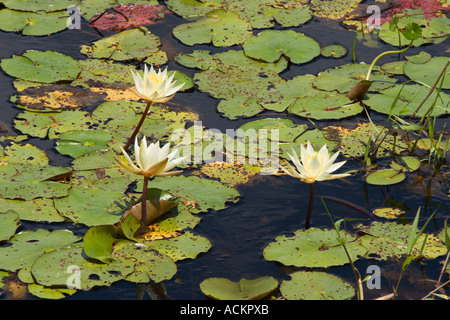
[0,211,21,241]
[372,207,405,219]
[405,51,432,64]
[217,96,264,120]
[364,84,450,118]
[0,198,63,223]
[366,169,406,186]
[289,91,363,120]
[280,271,355,300]
[243,29,320,64]
[14,110,91,139]
[54,185,126,226]
[0,142,49,166]
[378,10,449,47]
[381,61,405,75]
[55,129,113,158]
[200,276,278,300]
[263,228,367,268]
[1,50,80,83]
[139,175,240,212]
[323,123,408,158]
[238,118,307,143]
[194,64,283,100]
[313,63,397,94]
[356,221,447,260]
[390,156,421,172]
[320,44,347,58]
[173,9,252,47]
[31,243,135,291]
[27,283,76,300]
[1,0,77,12]
[0,229,80,271]
[146,231,212,261]
[311,0,362,19]
[115,244,177,283]
[0,9,70,36]
[80,27,163,61]
[0,164,72,200]
[82,224,127,263]
[404,56,450,89]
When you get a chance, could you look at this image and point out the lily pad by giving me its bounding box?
[146,231,212,261]
[80,27,163,61]
[313,63,397,94]
[263,228,367,268]
[356,221,447,260]
[0,9,70,36]
[199,277,278,300]
[366,169,406,186]
[0,211,21,241]
[0,164,72,200]
[390,156,421,172]
[217,96,264,120]
[243,29,320,64]
[1,50,80,83]
[0,198,64,223]
[54,185,126,226]
[31,243,135,291]
[372,207,405,219]
[0,0,77,12]
[289,91,363,120]
[404,56,450,89]
[311,0,362,19]
[320,44,347,58]
[0,229,80,271]
[173,9,252,47]
[280,271,355,300]
[55,129,113,158]
[364,84,450,118]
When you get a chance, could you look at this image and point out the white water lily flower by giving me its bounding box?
[282,141,351,183]
[115,136,185,178]
[130,64,184,103]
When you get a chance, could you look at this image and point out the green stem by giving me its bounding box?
[365,41,413,81]
[142,176,149,227]
[305,182,315,229]
[124,100,152,151]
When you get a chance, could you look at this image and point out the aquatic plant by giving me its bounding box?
[281,142,351,228]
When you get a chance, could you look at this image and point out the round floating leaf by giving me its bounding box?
[146,231,212,261]
[263,228,367,268]
[313,63,397,94]
[1,50,80,83]
[200,277,278,300]
[82,225,127,263]
[356,221,447,260]
[404,57,450,89]
[54,185,126,226]
[364,84,450,118]
[243,29,320,64]
[115,244,177,283]
[0,164,72,200]
[405,51,432,64]
[280,271,355,300]
[0,198,63,223]
[55,129,113,158]
[0,9,70,36]
[289,92,363,120]
[0,142,49,166]
[0,210,21,241]
[31,243,135,291]
[366,169,406,186]
[320,44,347,58]
[390,156,420,172]
[80,27,162,61]
[173,9,252,47]
[372,207,405,219]
[217,96,264,120]
[311,0,362,19]
[0,229,80,272]
[1,0,77,12]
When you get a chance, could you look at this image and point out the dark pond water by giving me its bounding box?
[0,7,449,301]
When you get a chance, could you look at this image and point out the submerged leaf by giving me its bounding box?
[200,277,278,300]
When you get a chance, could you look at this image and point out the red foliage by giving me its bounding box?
[379,0,447,24]
[89,4,170,31]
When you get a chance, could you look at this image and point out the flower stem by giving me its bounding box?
[365,41,412,81]
[305,182,315,229]
[124,100,152,151]
[142,176,149,227]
